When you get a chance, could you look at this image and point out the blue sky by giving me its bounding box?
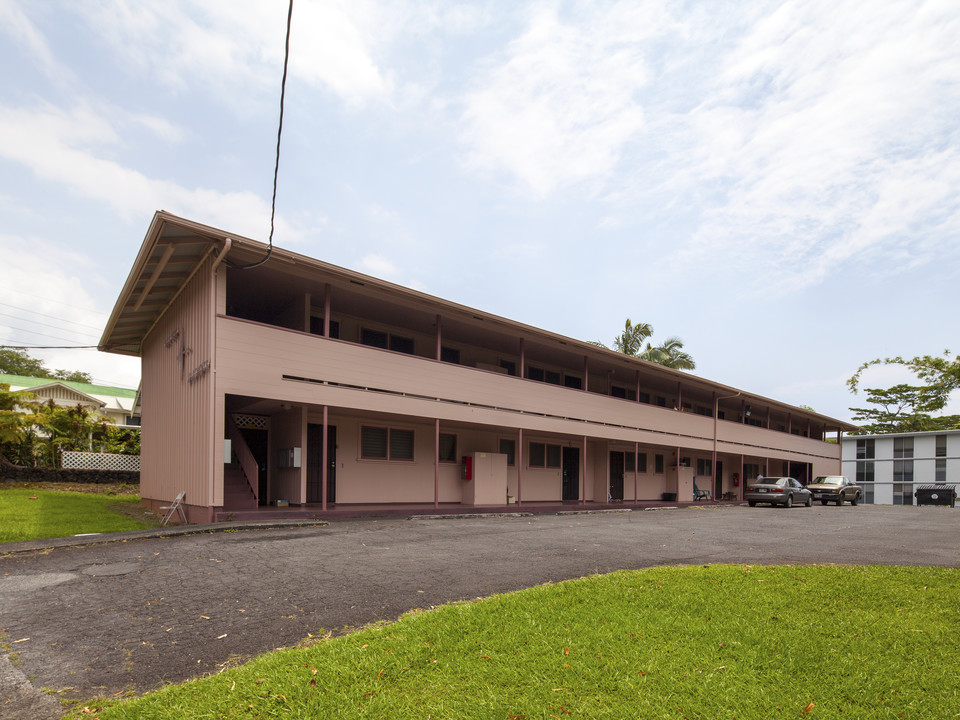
[1,0,958,422]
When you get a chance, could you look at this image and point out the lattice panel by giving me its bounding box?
[61,451,141,472]
[233,414,270,430]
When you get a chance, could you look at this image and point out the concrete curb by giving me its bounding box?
[0,504,740,556]
[0,519,329,556]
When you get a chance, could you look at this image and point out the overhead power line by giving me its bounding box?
[0,311,101,340]
[235,0,294,271]
[1,324,100,344]
[1,344,100,350]
[0,300,105,332]
[0,290,108,318]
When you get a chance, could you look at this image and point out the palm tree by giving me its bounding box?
[612,319,654,357]
[641,336,696,370]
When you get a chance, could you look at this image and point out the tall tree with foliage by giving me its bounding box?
[847,351,960,434]
[612,319,654,356]
[604,319,696,371]
[0,382,41,465]
[641,336,696,370]
[0,347,93,383]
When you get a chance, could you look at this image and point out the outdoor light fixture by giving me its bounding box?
[745,405,752,417]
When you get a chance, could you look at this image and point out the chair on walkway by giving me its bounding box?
[160,491,187,525]
[693,480,711,501]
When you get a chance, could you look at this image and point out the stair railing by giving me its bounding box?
[225,420,259,504]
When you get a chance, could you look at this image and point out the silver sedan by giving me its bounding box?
[745,477,812,508]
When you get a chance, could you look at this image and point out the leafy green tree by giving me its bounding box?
[612,319,654,356]
[0,382,42,466]
[605,319,696,371]
[0,347,93,383]
[847,351,960,434]
[0,347,49,376]
[33,402,113,467]
[640,336,696,370]
[53,369,94,383]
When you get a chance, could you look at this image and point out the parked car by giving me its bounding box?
[745,477,812,508]
[807,475,861,506]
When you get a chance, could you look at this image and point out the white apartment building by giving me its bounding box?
[841,430,959,505]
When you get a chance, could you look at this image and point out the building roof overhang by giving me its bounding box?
[100,212,230,357]
[101,211,860,434]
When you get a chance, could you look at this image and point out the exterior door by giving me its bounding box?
[307,424,337,503]
[562,446,580,501]
[715,460,723,499]
[609,451,624,501]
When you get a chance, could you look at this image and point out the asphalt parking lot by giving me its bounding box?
[1,504,957,718]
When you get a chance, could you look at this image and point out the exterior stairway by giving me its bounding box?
[223,465,258,510]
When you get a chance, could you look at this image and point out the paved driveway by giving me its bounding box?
[1,505,957,718]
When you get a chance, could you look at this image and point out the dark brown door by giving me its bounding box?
[307,424,337,503]
[562,447,580,501]
[715,461,723,498]
[609,451,624,501]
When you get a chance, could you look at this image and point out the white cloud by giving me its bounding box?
[664,0,960,290]
[0,232,141,388]
[0,102,299,241]
[0,0,74,86]
[73,0,393,109]
[459,3,669,196]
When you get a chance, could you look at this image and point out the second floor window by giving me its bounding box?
[361,328,414,354]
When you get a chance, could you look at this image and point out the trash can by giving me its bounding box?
[914,485,956,507]
[661,492,677,502]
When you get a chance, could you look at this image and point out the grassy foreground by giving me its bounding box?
[74,564,959,719]
[0,485,154,543]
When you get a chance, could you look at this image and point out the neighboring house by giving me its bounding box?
[0,374,139,428]
[99,212,857,523]
[841,430,959,505]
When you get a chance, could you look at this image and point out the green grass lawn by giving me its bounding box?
[72,564,959,719]
[0,486,156,543]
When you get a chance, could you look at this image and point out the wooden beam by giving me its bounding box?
[133,243,176,312]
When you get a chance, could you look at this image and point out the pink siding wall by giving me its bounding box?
[270,407,306,504]
[717,420,838,464]
[141,258,216,518]
[216,317,840,471]
[315,414,463,504]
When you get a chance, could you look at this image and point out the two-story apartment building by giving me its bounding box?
[841,430,959,504]
[99,212,856,523]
